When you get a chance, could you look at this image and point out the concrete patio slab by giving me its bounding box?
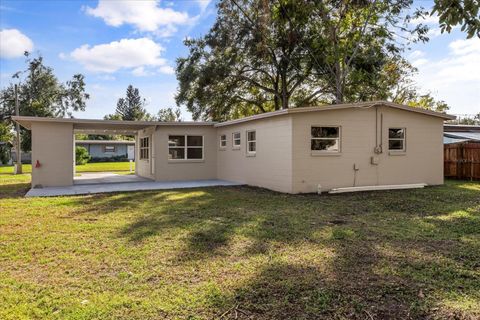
[74,172,150,185]
[26,179,243,197]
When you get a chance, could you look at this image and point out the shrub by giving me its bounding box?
[89,155,129,163]
[75,146,91,165]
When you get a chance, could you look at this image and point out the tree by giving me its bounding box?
[75,146,91,165]
[432,0,480,38]
[0,122,13,164]
[0,53,89,151]
[157,107,182,122]
[176,0,428,121]
[105,85,152,121]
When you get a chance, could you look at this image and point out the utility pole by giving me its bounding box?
[14,84,22,174]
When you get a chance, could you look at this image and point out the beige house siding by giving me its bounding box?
[153,125,217,181]
[31,122,74,187]
[291,106,444,193]
[216,116,293,193]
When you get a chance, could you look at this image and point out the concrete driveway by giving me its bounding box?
[74,172,151,185]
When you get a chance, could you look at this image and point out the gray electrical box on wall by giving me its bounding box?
[371,156,379,165]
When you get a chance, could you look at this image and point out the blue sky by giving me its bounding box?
[1,0,479,120]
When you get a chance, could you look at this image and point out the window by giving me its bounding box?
[311,126,340,152]
[104,145,115,153]
[388,128,406,151]
[219,134,227,148]
[232,132,241,149]
[140,137,149,160]
[246,130,256,154]
[169,135,204,160]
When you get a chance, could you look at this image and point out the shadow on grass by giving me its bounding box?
[70,181,480,318]
[0,182,30,199]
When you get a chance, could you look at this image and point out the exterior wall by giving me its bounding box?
[31,122,74,187]
[291,106,444,193]
[136,127,156,180]
[76,143,130,158]
[216,116,293,193]
[153,125,217,181]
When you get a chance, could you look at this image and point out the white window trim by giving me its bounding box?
[232,132,241,149]
[388,127,406,153]
[139,137,150,161]
[219,134,227,149]
[310,125,341,154]
[246,130,256,156]
[168,135,204,161]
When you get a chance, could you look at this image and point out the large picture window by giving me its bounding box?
[169,135,204,160]
[388,128,406,151]
[139,137,149,160]
[311,126,340,152]
[233,132,241,149]
[246,130,256,155]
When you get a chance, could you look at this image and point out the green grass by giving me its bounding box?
[0,161,134,174]
[0,173,479,319]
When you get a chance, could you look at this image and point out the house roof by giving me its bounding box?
[12,116,215,135]
[214,101,455,127]
[444,124,480,132]
[444,132,480,142]
[13,101,455,132]
[75,140,135,145]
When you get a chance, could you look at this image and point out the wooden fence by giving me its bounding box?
[444,142,480,180]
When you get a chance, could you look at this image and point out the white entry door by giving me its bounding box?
[127,145,135,160]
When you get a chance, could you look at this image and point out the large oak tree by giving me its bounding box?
[176,0,429,121]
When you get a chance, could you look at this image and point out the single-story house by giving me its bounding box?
[75,140,135,160]
[443,124,480,144]
[13,101,455,193]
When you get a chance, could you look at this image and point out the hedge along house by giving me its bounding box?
[13,101,455,193]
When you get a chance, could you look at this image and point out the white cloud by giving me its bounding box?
[411,38,480,114]
[158,65,175,75]
[132,66,152,77]
[409,50,425,59]
[0,29,33,59]
[412,58,428,67]
[70,38,169,73]
[196,0,212,12]
[411,14,439,25]
[84,0,190,36]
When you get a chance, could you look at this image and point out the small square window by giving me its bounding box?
[219,134,227,148]
[104,145,115,153]
[388,128,406,152]
[246,130,256,155]
[233,132,241,148]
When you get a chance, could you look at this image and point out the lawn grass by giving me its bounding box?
[0,161,134,174]
[0,173,479,319]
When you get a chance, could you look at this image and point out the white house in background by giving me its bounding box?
[75,140,135,160]
[13,101,455,193]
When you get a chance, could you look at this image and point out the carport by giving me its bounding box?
[12,116,156,188]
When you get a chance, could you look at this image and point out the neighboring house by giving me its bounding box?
[10,150,32,164]
[443,124,480,181]
[75,140,135,160]
[443,124,480,144]
[13,101,455,193]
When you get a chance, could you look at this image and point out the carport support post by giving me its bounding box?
[14,84,22,174]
